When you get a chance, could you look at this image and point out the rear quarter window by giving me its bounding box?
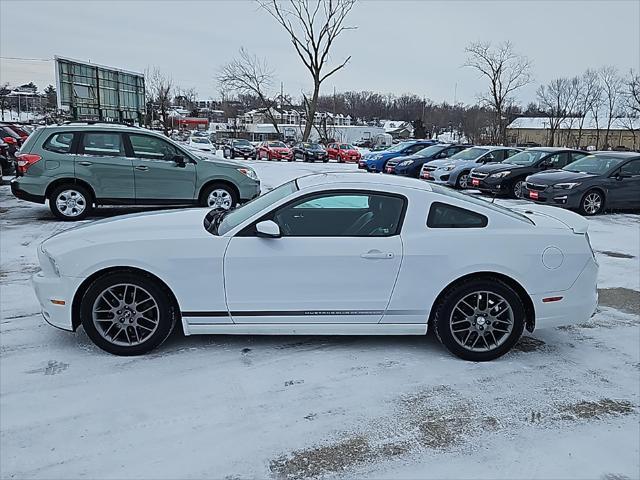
[427,202,488,228]
[43,132,75,154]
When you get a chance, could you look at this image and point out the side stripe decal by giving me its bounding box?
[182,309,426,317]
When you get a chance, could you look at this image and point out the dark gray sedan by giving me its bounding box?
[523,152,640,215]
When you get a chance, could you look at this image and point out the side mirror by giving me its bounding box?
[255,220,281,238]
[173,155,186,167]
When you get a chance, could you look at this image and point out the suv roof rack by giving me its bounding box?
[58,121,141,128]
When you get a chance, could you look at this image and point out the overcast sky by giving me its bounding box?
[1,0,639,105]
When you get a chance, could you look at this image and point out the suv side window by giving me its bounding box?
[80,132,124,157]
[427,202,488,228]
[272,192,405,237]
[128,134,180,160]
[485,151,501,162]
[43,132,75,154]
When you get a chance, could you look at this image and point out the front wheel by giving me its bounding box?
[80,272,175,356]
[49,184,93,221]
[200,183,238,210]
[579,190,605,216]
[433,278,525,361]
[455,172,470,189]
[512,179,525,199]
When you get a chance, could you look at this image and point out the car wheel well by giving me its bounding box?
[198,180,239,204]
[428,272,536,333]
[583,187,606,200]
[71,267,182,332]
[45,178,96,203]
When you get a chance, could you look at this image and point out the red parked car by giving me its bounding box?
[256,141,293,161]
[327,143,361,163]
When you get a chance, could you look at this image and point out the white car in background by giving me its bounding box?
[32,173,598,361]
[187,136,215,152]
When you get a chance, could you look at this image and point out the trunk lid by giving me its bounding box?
[511,204,589,234]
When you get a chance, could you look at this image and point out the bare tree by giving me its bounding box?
[537,77,577,146]
[146,67,174,135]
[257,0,357,141]
[599,66,623,148]
[0,82,10,121]
[624,69,640,116]
[573,69,602,148]
[217,47,281,135]
[464,41,532,144]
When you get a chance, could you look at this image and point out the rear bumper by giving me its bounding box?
[10,178,45,203]
[531,257,598,329]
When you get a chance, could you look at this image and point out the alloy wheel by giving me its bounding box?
[583,192,602,215]
[449,291,514,352]
[55,189,87,217]
[459,173,469,188]
[513,180,524,199]
[92,283,160,347]
[207,189,233,210]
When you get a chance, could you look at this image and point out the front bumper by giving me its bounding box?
[531,257,598,330]
[523,186,583,209]
[32,271,78,331]
[10,178,46,203]
[468,176,509,194]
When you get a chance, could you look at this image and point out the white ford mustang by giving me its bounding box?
[33,173,598,361]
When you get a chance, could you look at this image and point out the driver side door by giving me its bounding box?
[125,133,196,203]
[224,191,406,324]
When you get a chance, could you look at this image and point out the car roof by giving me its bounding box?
[296,171,433,192]
[526,147,582,152]
[591,151,640,159]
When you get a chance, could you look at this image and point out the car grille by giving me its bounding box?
[423,165,437,172]
[386,159,400,167]
[526,182,548,192]
[470,172,488,179]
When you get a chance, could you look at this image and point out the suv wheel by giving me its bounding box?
[579,190,605,216]
[49,184,93,221]
[200,183,238,210]
[433,278,525,361]
[80,272,175,356]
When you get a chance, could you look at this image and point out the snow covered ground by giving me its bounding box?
[1,159,639,480]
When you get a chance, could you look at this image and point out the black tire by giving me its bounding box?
[199,182,238,209]
[433,277,525,361]
[80,272,175,356]
[578,189,605,216]
[303,154,309,163]
[511,179,525,199]
[49,183,93,221]
[455,171,470,189]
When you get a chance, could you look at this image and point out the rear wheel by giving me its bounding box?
[433,278,525,361]
[579,189,605,216]
[49,184,93,221]
[80,272,175,356]
[200,182,238,210]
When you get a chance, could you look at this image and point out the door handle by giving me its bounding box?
[78,161,93,166]
[135,166,149,171]
[361,250,394,259]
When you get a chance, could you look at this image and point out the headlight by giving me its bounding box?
[399,160,414,167]
[442,165,455,171]
[489,171,511,178]
[553,182,581,189]
[237,168,258,181]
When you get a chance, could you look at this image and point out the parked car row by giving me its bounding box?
[1,122,32,177]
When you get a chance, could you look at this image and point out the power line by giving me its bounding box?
[0,56,53,62]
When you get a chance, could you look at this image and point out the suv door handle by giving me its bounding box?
[361,250,394,259]
[78,161,93,166]
[135,166,149,171]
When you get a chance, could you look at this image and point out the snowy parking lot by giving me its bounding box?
[1,159,639,479]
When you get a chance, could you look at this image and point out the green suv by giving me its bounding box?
[11,124,260,220]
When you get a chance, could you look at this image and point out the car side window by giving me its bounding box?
[546,152,571,168]
[620,160,640,176]
[571,152,588,163]
[43,132,75,154]
[507,149,521,158]
[128,134,180,161]
[80,132,124,157]
[405,144,425,154]
[271,192,405,237]
[484,151,500,162]
[427,202,488,228]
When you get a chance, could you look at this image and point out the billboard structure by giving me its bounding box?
[55,56,145,123]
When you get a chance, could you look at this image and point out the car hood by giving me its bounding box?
[424,159,454,168]
[526,170,599,184]
[42,208,214,261]
[474,162,522,174]
[272,147,290,153]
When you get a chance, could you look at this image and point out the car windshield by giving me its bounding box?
[563,155,626,174]
[385,142,413,153]
[233,139,252,146]
[414,145,444,157]
[268,141,287,147]
[450,147,488,161]
[216,181,298,236]
[303,143,324,150]
[429,184,533,224]
[340,144,355,150]
[191,138,210,144]
[506,150,552,166]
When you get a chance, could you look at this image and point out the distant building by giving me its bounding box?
[507,116,639,150]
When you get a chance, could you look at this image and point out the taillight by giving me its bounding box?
[16,153,42,174]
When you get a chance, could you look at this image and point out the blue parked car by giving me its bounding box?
[386,143,471,178]
[359,140,438,172]
[420,146,522,188]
